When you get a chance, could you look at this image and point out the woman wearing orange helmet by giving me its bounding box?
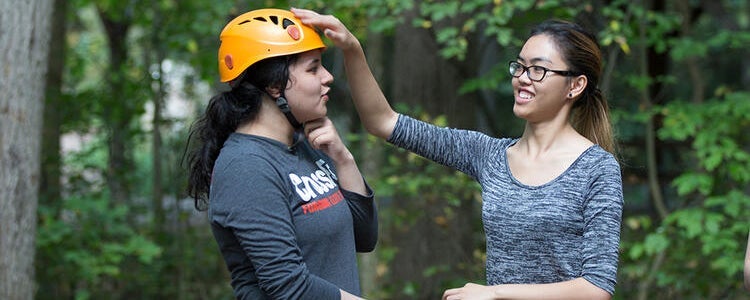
[186,9,377,300]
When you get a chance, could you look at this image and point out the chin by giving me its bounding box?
[303,112,327,122]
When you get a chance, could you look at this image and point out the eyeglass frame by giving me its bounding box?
[508,61,580,82]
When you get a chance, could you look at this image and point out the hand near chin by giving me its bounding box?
[442,283,497,300]
[304,117,352,163]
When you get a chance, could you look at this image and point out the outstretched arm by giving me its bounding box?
[293,8,398,140]
[443,278,611,300]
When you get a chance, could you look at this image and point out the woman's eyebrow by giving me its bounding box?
[516,55,553,65]
[305,58,321,67]
[530,57,552,65]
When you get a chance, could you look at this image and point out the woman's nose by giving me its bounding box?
[322,67,334,85]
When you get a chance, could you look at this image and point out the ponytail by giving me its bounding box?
[571,87,616,155]
[185,55,296,210]
[186,85,263,210]
[531,19,617,157]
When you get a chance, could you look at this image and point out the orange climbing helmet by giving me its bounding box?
[218,8,326,84]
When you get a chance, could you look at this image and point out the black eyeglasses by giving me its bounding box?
[508,61,579,82]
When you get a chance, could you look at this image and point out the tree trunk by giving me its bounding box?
[390,13,477,129]
[97,7,133,204]
[40,0,67,217]
[674,0,704,104]
[150,0,166,230]
[356,27,388,297]
[37,0,68,296]
[0,0,53,299]
[636,0,669,298]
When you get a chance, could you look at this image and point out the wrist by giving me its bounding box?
[331,150,356,166]
[341,38,364,56]
[492,284,509,300]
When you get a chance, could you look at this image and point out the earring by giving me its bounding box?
[568,93,573,98]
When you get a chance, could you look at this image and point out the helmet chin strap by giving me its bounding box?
[274,94,304,152]
[237,81,303,130]
[274,95,303,130]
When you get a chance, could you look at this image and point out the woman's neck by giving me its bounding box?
[518,121,580,152]
[235,97,296,146]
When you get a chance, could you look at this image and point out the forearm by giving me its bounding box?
[331,150,367,195]
[493,278,611,300]
[341,44,398,139]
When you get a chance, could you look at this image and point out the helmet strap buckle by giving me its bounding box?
[275,96,303,129]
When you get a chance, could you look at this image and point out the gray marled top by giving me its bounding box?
[388,114,623,295]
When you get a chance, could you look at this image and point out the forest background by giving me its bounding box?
[1,0,749,299]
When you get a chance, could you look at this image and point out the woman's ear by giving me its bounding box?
[265,86,282,98]
[568,75,588,99]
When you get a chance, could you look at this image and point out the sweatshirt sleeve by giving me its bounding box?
[210,154,340,300]
[342,181,378,252]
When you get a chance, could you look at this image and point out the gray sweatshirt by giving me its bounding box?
[388,114,622,295]
[209,132,377,300]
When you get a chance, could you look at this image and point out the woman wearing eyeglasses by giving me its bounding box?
[293,8,622,300]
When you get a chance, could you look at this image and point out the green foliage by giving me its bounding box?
[621,92,750,297]
[659,93,750,181]
[349,107,484,299]
[370,106,481,209]
[37,197,162,299]
[459,63,509,94]
[350,111,482,230]
[288,0,412,39]
[39,0,750,298]
[36,113,232,299]
[399,0,587,95]
[414,0,519,61]
[36,137,161,300]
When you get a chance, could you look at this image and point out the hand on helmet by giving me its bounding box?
[291,8,361,53]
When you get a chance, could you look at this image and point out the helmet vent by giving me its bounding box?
[252,17,266,22]
[282,18,294,29]
[269,16,279,24]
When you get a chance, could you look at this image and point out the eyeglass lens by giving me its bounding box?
[509,62,546,81]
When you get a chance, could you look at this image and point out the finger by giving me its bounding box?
[306,128,330,149]
[291,8,327,26]
[292,9,342,32]
[307,132,323,149]
[323,28,345,42]
[442,288,459,300]
[290,7,318,17]
[305,127,321,146]
[303,118,324,133]
[303,123,317,137]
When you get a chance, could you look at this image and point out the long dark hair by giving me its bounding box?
[186,55,296,210]
[530,20,616,155]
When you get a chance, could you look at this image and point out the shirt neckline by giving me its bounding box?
[503,138,598,189]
